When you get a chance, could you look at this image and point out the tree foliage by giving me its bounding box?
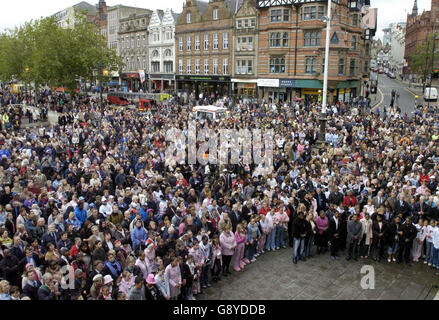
[408,34,439,77]
[0,12,122,91]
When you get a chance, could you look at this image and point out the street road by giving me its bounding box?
[372,73,417,116]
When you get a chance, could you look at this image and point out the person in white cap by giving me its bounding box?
[99,197,112,218]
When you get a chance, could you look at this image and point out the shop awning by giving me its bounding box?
[337,81,359,89]
[295,79,323,89]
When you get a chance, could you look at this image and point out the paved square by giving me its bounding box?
[198,248,439,300]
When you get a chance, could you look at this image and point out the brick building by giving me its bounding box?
[175,0,242,100]
[404,0,439,79]
[256,0,371,104]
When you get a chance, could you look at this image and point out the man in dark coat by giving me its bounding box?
[0,249,20,286]
[372,214,388,262]
[346,214,362,261]
[22,269,42,300]
[291,211,307,264]
[397,217,417,265]
[328,210,341,260]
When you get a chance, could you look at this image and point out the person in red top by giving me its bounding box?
[70,238,82,259]
[419,168,430,184]
[258,202,271,216]
[343,191,357,208]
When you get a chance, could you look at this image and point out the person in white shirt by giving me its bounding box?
[99,197,113,218]
[425,220,436,266]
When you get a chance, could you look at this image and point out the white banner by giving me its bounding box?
[257,79,279,88]
[139,70,146,83]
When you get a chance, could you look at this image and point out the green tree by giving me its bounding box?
[408,34,439,78]
[0,12,122,92]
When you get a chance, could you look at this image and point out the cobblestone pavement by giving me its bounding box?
[198,247,439,300]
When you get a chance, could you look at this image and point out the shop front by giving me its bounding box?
[335,81,359,102]
[232,79,258,102]
[257,79,280,103]
[176,75,231,100]
[149,74,175,93]
[121,72,148,92]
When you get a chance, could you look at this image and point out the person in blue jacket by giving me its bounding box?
[74,197,87,227]
[131,220,148,253]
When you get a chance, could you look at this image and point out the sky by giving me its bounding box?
[0,0,433,40]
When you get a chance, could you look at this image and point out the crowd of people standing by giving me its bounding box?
[0,84,438,300]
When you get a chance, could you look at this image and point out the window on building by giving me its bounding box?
[137,36,140,47]
[195,35,200,50]
[187,36,192,51]
[303,6,323,20]
[223,58,228,74]
[164,49,172,57]
[151,61,160,73]
[126,39,130,49]
[164,62,173,73]
[304,31,321,46]
[143,35,146,47]
[318,6,324,19]
[213,59,218,74]
[179,59,183,74]
[187,59,192,74]
[213,8,219,20]
[331,32,339,44]
[236,59,253,75]
[353,14,358,26]
[237,20,242,28]
[269,32,281,47]
[250,19,255,27]
[152,50,159,58]
[204,34,209,50]
[131,38,134,48]
[350,59,356,76]
[270,56,286,73]
[283,32,289,47]
[338,58,345,75]
[364,61,369,73]
[179,37,183,51]
[305,57,317,74]
[121,39,124,49]
[351,35,357,50]
[204,58,209,74]
[223,32,229,49]
[244,19,249,28]
[187,12,191,24]
[283,9,290,22]
[271,9,282,22]
[195,59,200,74]
[213,33,218,50]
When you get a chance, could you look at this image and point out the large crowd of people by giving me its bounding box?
[0,84,438,301]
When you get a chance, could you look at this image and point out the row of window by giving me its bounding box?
[123,58,173,73]
[121,34,147,49]
[178,58,229,75]
[151,31,173,42]
[179,33,229,52]
[151,49,173,58]
[269,56,357,75]
[186,8,219,24]
[237,18,256,29]
[268,31,359,49]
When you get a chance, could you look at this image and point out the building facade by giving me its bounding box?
[404,0,439,78]
[389,23,406,77]
[231,0,259,100]
[175,0,241,100]
[256,0,372,104]
[118,11,153,92]
[148,9,180,92]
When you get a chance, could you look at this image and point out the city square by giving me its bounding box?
[0,0,438,303]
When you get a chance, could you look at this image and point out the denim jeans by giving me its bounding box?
[426,241,434,264]
[433,247,439,268]
[248,240,258,260]
[388,242,398,255]
[265,228,276,251]
[305,234,314,257]
[292,237,305,261]
[275,226,285,248]
[200,264,210,286]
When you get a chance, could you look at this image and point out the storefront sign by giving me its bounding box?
[150,74,175,80]
[257,79,279,87]
[279,79,296,88]
[125,73,140,79]
[301,89,321,95]
[176,75,231,82]
[244,83,256,89]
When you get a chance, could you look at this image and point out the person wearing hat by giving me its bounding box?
[144,274,164,300]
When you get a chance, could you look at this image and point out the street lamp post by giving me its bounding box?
[428,34,437,110]
[317,0,332,146]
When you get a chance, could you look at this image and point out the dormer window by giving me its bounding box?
[187,12,191,24]
[213,8,219,20]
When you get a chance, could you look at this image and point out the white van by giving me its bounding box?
[424,87,438,101]
[192,106,228,122]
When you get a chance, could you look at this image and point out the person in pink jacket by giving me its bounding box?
[257,214,269,254]
[118,270,135,296]
[188,240,205,295]
[164,257,182,300]
[219,225,236,277]
[233,224,246,272]
[210,236,222,282]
